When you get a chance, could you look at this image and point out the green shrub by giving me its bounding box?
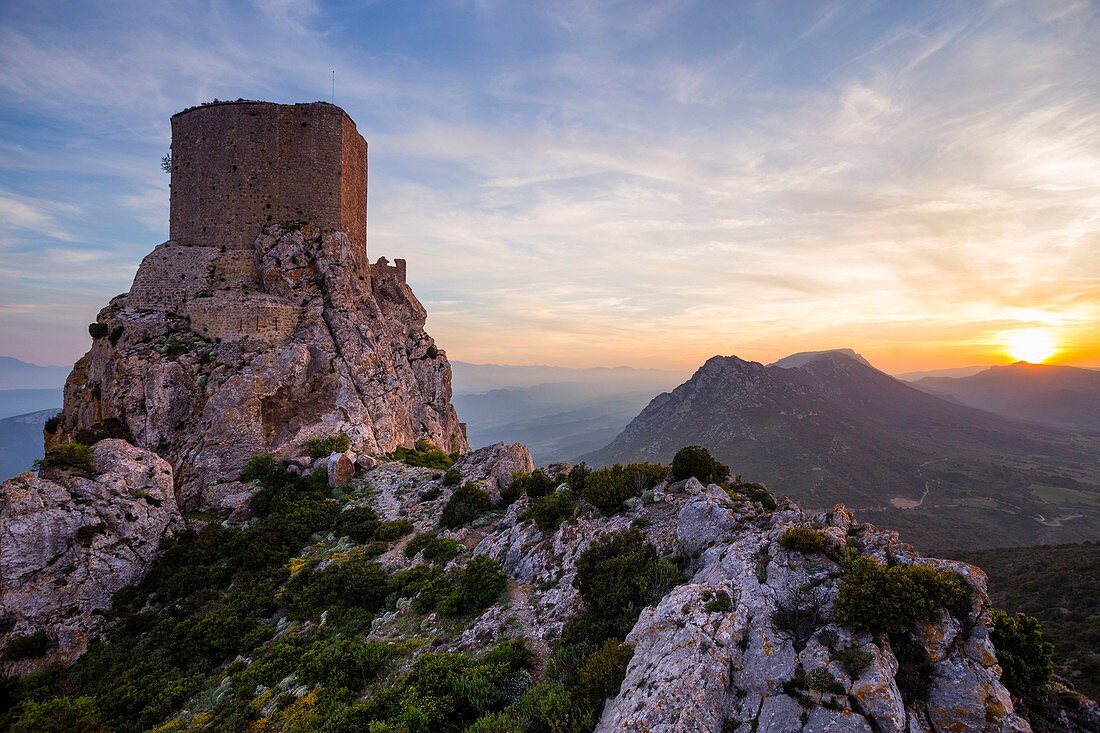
[441,482,493,528]
[288,550,391,619]
[703,590,732,613]
[834,646,874,677]
[390,439,457,469]
[374,519,414,541]
[509,682,588,733]
[807,667,845,695]
[404,532,465,564]
[9,696,107,733]
[729,480,777,511]
[467,712,523,732]
[2,630,51,661]
[525,492,574,533]
[990,609,1054,698]
[670,445,729,484]
[581,463,666,515]
[566,463,590,492]
[298,636,391,690]
[335,505,380,542]
[835,558,971,636]
[648,558,682,603]
[574,639,633,711]
[88,322,109,339]
[456,556,508,615]
[778,526,829,555]
[574,528,658,638]
[442,467,462,486]
[304,433,351,458]
[520,469,557,499]
[35,443,94,473]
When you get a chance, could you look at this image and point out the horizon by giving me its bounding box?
[2,1,1099,372]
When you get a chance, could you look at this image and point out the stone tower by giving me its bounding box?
[169,101,367,251]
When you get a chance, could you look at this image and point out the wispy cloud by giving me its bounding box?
[0,0,1098,371]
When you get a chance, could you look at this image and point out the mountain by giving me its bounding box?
[454,382,665,463]
[0,409,59,480]
[0,356,70,389]
[895,365,991,381]
[914,362,1100,434]
[450,361,686,395]
[0,388,63,420]
[584,350,1100,549]
[769,347,873,369]
[947,543,1100,700]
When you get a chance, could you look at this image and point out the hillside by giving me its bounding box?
[0,357,69,390]
[914,362,1100,434]
[454,383,659,463]
[584,351,1100,549]
[948,543,1100,700]
[1,443,1067,732]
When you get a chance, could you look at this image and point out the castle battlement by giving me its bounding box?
[168,101,367,252]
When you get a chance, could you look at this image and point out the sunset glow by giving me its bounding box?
[1004,329,1059,365]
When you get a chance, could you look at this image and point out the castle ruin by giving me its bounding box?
[125,101,405,342]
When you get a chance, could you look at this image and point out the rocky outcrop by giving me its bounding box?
[47,225,468,512]
[596,485,1029,732]
[0,440,182,672]
[347,457,1038,733]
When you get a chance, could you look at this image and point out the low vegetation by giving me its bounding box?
[835,558,970,636]
[441,482,494,528]
[581,462,666,515]
[949,543,1099,699]
[990,609,1055,698]
[303,433,351,458]
[34,443,94,473]
[389,439,458,469]
[778,526,829,555]
[670,445,729,484]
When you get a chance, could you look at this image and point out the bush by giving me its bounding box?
[404,532,465,564]
[581,463,666,515]
[773,584,829,647]
[441,482,493,528]
[390,439,456,469]
[304,433,351,458]
[835,558,971,636]
[2,631,51,661]
[703,590,732,613]
[834,646,874,677]
[648,558,682,603]
[778,526,829,555]
[374,519,414,541]
[990,609,1054,698]
[525,492,574,533]
[670,445,729,484]
[298,636,390,690]
[729,480,777,511]
[573,639,633,711]
[566,463,590,492]
[9,696,107,733]
[442,467,462,486]
[334,505,380,542]
[574,528,657,637]
[456,556,508,615]
[35,443,94,473]
[807,667,845,695]
[288,551,391,619]
[88,322,109,339]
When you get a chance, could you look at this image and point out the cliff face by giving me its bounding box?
[48,224,468,512]
[0,440,182,672]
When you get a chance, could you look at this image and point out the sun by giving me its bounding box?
[1004,328,1058,364]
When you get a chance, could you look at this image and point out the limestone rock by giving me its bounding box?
[0,440,182,673]
[452,442,534,499]
[47,226,468,512]
[327,450,356,488]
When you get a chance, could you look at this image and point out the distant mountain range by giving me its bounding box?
[912,362,1100,434]
[449,361,687,395]
[450,362,687,464]
[0,356,70,390]
[584,350,1100,550]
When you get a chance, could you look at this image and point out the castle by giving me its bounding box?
[128,100,405,341]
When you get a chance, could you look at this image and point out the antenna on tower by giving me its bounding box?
[331,70,335,104]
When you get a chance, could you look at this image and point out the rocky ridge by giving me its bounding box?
[46,224,468,514]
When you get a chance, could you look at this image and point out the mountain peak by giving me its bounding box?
[769,348,872,370]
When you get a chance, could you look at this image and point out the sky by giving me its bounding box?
[1,0,1098,374]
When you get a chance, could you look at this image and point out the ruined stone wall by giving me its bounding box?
[187,294,300,342]
[169,101,368,251]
